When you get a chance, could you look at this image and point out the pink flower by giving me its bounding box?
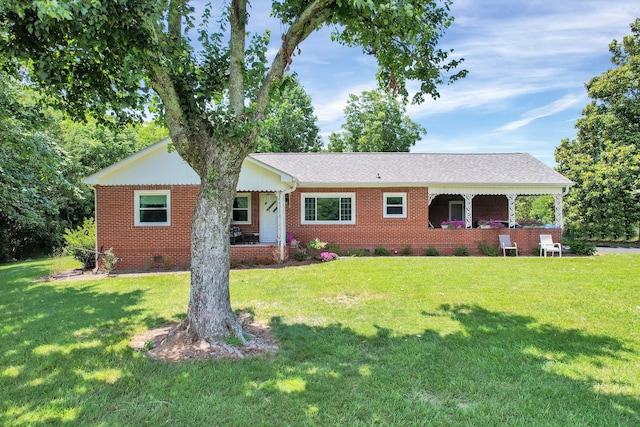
[320,252,338,262]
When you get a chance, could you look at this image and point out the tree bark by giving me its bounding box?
[162,138,251,346]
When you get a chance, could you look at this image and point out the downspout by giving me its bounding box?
[91,185,98,269]
[279,181,298,262]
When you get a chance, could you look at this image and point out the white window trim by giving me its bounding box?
[301,192,356,225]
[449,200,464,221]
[232,193,252,225]
[383,192,407,218]
[134,190,171,226]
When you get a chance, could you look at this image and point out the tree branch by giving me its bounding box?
[229,0,247,115]
[254,0,335,118]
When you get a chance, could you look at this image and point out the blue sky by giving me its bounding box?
[246,1,639,165]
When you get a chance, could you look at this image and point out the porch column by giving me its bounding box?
[507,194,518,228]
[277,191,286,262]
[554,194,564,228]
[463,194,475,228]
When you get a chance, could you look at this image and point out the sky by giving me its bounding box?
[239,0,640,166]
[237,1,640,166]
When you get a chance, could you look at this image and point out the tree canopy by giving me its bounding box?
[556,19,640,240]
[0,68,168,261]
[0,71,71,260]
[328,89,426,152]
[255,75,322,152]
[1,0,467,345]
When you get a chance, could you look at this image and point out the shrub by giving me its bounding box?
[293,251,306,262]
[454,246,469,256]
[425,247,440,256]
[563,239,597,256]
[102,248,118,273]
[162,255,174,270]
[347,248,368,257]
[402,246,412,255]
[63,218,96,269]
[325,242,342,256]
[374,247,390,256]
[477,241,499,257]
[308,238,327,250]
[518,218,544,227]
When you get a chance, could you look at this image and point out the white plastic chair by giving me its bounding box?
[539,234,562,257]
[499,235,518,256]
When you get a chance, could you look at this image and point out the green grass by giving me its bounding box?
[1,255,639,425]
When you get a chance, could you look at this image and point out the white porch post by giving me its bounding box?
[276,191,286,262]
[554,194,564,228]
[463,194,475,228]
[507,194,518,228]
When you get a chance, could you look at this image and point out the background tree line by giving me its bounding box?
[556,19,640,242]
[0,69,168,261]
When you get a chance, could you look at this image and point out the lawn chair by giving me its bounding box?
[539,234,562,257]
[499,235,518,256]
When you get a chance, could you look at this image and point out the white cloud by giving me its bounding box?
[495,94,585,132]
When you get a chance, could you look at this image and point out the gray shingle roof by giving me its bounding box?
[249,152,573,186]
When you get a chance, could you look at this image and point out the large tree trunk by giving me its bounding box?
[160,139,250,346]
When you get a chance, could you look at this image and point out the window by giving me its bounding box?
[383,193,407,218]
[302,193,355,224]
[135,190,170,226]
[449,200,464,221]
[232,193,251,224]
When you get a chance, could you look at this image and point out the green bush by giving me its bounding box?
[563,239,597,256]
[477,241,499,257]
[454,246,469,256]
[293,251,306,262]
[63,218,96,269]
[102,248,118,273]
[374,247,390,256]
[325,242,342,256]
[308,238,327,250]
[347,248,368,257]
[402,246,412,255]
[425,247,440,256]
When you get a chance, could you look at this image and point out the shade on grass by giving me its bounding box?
[1,255,638,425]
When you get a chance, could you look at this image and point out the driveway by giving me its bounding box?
[596,246,640,254]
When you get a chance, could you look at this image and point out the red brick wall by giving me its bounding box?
[285,188,559,256]
[96,185,562,269]
[286,187,430,248]
[96,185,197,270]
[96,186,285,270]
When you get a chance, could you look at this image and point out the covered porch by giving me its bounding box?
[229,157,297,263]
[428,185,569,229]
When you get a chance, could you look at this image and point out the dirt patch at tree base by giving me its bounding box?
[129,311,279,362]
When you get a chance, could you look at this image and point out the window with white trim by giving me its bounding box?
[232,193,251,224]
[449,200,464,221]
[383,192,407,218]
[302,193,355,224]
[135,190,170,226]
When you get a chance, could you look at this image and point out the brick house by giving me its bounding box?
[84,138,573,269]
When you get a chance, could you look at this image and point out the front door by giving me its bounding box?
[259,193,278,243]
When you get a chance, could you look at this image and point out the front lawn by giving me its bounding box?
[1,255,639,425]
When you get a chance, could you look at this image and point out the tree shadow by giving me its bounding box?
[0,273,169,425]
[253,304,638,425]
[2,263,637,425]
